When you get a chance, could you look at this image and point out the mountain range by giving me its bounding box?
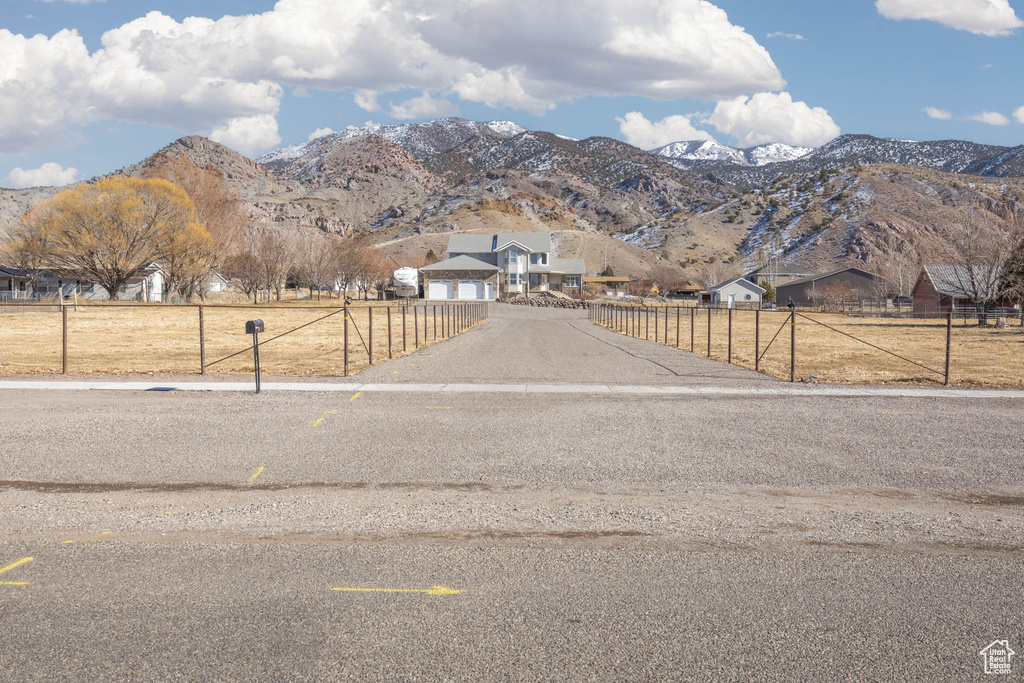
[2,118,1022,280]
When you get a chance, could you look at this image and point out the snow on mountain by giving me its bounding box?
[746,143,813,166]
[653,140,813,168]
[654,140,747,166]
[259,118,525,168]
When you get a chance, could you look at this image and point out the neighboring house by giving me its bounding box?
[745,265,816,289]
[775,268,878,306]
[701,277,765,307]
[584,276,630,297]
[429,232,586,299]
[912,265,1013,316]
[206,272,229,293]
[0,264,165,302]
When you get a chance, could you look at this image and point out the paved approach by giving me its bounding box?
[1,304,1021,681]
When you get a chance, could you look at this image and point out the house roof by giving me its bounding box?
[778,267,877,289]
[922,265,1003,297]
[447,232,552,254]
[419,255,503,272]
[528,258,586,275]
[710,277,765,293]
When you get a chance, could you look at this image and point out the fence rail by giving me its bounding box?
[0,301,488,377]
[588,302,1024,387]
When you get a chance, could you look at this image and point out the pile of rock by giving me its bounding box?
[498,293,588,309]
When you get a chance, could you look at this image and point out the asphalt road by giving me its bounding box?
[1,304,1021,681]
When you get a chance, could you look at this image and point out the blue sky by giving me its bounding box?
[1,0,1022,188]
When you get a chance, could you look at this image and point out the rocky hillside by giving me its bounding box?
[4,118,1024,281]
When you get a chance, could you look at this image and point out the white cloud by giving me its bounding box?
[924,107,953,120]
[1015,106,1024,124]
[388,92,459,120]
[209,114,282,154]
[0,0,785,155]
[965,111,1011,126]
[308,127,335,141]
[3,162,78,189]
[766,32,804,40]
[708,92,840,147]
[876,0,1023,36]
[353,89,381,112]
[616,112,713,149]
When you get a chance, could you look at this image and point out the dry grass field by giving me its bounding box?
[0,301,481,377]
[595,305,1024,387]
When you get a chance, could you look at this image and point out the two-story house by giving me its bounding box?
[419,232,586,300]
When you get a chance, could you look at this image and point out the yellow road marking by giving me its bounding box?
[62,541,76,544]
[0,557,33,575]
[98,531,112,537]
[330,585,464,596]
[350,392,363,401]
[1,557,33,585]
[312,417,325,428]
[249,466,266,484]
[324,410,338,415]
[159,510,185,517]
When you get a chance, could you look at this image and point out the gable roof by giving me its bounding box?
[923,265,1003,297]
[779,267,877,289]
[419,255,503,272]
[710,277,765,293]
[528,258,586,275]
[447,232,551,254]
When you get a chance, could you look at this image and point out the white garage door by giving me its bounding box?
[427,280,454,299]
[458,280,483,300]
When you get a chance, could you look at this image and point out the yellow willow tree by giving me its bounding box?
[18,177,210,300]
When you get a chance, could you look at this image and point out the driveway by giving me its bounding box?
[357,303,775,386]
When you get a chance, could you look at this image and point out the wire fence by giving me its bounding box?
[0,301,488,377]
[589,303,1024,387]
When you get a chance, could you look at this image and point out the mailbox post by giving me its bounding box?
[245,320,265,393]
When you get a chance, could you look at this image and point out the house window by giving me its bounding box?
[745,294,752,301]
[530,253,548,265]
[565,276,580,288]
[507,250,519,264]
[507,273,520,286]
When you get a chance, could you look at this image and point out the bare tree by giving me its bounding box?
[294,231,339,301]
[929,202,1024,320]
[332,236,372,300]
[809,282,855,312]
[692,260,741,291]
[869,228,920,301]
[254,230,294,301]
[222,250,263,303]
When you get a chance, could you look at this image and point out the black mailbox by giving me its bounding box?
[245,319,265,335]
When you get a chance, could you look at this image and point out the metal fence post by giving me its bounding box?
[707,307,711,357]
[62,302,68,375]
[790,309,796,383]
[199,305,206,375]
[755,309,760,373]
[676,307,680,348]
[402,305,407,352]
[387,306,393,359]
[728,308,733,364]
[344,304,349,377]
[433,305,437,341]
[368,306,374,365]
[414,305,420,348]
[690,307,695,352]
[944,312,952,386]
